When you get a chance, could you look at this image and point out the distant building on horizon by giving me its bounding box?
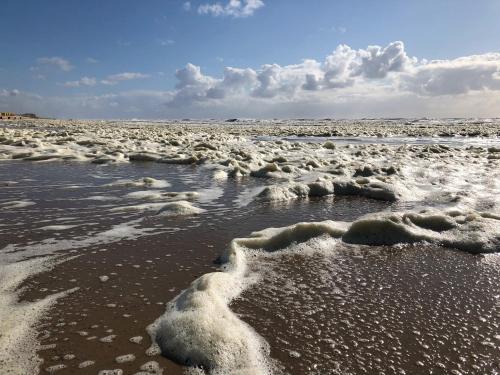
[0,112,38,120]
[0,112,21,120]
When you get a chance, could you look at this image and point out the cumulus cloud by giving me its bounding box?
[207,67,257,98]
[198,0,264,18]
[36,57,74,72]
[7,41,500,119]
[165,41,500,110]
[101,72,150,85]
[165,41,413,106]
[352,41,413,79]
[400,53,500,95]
[63,76,97,88]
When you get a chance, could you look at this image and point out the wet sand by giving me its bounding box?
[0,119,499,374]
[235,245,500,374]
[2,161,388,373]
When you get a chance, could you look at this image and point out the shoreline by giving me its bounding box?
[0,119,498,374]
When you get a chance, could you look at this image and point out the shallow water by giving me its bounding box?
[257,135,500,147]
[235,243,500,374]
[1,115,500,374]
[1,159,498,374]
[0,161,389,374]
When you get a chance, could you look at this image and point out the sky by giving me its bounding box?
[1,0,500,119]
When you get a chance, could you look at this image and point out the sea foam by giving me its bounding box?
[149,208,499,373]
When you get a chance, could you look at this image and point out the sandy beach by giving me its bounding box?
[0,118,499,374]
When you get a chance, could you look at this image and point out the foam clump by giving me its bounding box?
[0,200,36,209]
[323,141,336,149]
[129,336,143,344]
[256,183,310,202]
[106,178,170,189]
[45,364,67,373]
[256,180,334,202]
[212,170,228,181]
[1,118,498,212]
[99,335,117,343]
[138,360,162,374]
[307,180,335,197]
[343,210,500,253]
[39,224,77,231]
[159,155,198,165]
[333,178,404,202]
[250,163,281,178]
[98,370,123,375]
[149,207,499,373]
[115,354,136,363]
[78,360,95,368]
[148,272,271,374]
[155,201,205,217]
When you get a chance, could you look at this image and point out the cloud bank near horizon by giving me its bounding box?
[2,41,500,119]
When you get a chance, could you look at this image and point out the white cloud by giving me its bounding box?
[0,89,173,119]
[7,41,500,119]
[101,72,150,85]
[165,41,500,109]
[159,39,175,46]
[86,57,99,64]
[198,0,264,18]
[2,85,500,120]
[400,53,500,95]
[183,1,191,11]
[332,26,347,34]
[61,73,149,88]
[36,57,73,72]
[352,41,414,79]
[63,77,97,88]
[165,41,412,105]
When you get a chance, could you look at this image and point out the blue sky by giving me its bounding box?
[1,0,500,118]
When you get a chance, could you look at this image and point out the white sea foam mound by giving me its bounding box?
[2,118,499,374]
[256,183,310,202]
[147,233,272,374]
[333,178,407,202]
[106,177,170,189]
[255,180,334,202]
[212,170,228,181]
[343,210,500,253]
[1,119,499,212]
[0,200,36,209]
[155,201,205,217]
[149,208,499,373]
